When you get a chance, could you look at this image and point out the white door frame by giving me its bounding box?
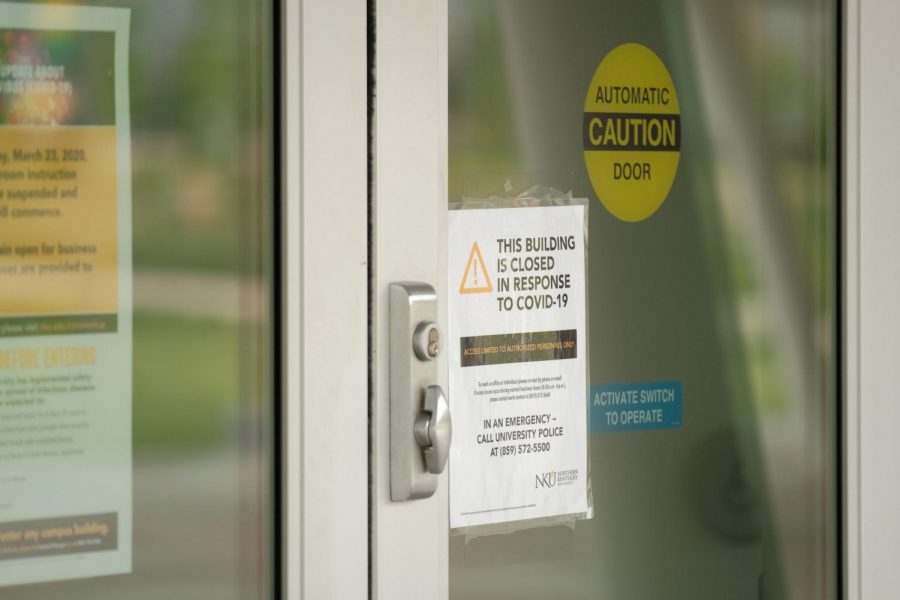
[283,0,900,598]
[284,1,449,598]
[370,1,449,599]
[844,0,900,598]
[284,0,369,598]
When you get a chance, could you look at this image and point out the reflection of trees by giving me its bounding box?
[449,2,523,200]
[129,0,269,273]
[683,2,836,598]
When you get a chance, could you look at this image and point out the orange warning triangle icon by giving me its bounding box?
[459,242,493,294]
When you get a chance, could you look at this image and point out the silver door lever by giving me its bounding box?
[414,385,451,474]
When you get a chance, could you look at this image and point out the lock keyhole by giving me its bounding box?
[413,321,440,361]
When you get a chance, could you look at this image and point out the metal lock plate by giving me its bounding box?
[390,282,451,501]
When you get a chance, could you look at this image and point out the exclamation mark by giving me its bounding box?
[474,260,479,286]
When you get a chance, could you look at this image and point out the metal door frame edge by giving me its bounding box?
[284,0,370,598]
[846,0,900,597]
[843,1,859,598]
[371,0,449,598]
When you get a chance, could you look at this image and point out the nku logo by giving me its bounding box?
[534,471,557,489]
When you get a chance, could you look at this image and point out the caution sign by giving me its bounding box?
[583,43,680,222]
[448,204,590,530]
[459,242,493,294]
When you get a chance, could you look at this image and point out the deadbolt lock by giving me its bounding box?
[413,321,440,361]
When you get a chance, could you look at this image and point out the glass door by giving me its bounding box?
[0,1,279,597]
[444,1,838,599]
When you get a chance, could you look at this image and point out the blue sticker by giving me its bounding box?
[590,381,682,433]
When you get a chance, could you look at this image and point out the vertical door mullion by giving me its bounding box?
[843,0,859,597]
[847,0,900,598]
[287,1,369,598]
[372,1,449,598]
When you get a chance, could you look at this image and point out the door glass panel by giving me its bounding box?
[1,0,277,597]
[449,1,837,598]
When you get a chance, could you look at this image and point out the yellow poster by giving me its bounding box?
[0,3,132,587]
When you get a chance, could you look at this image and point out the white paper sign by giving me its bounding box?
[449,204,589,529]
[0,3,132,587]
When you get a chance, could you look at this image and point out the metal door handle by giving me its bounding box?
[390,282,451,501]
[414,385,451,474]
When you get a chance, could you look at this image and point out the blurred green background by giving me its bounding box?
[449,2,836,599]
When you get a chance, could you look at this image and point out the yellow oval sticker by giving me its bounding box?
[583,43,680,222]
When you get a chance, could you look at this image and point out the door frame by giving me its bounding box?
[284,0,369,598]
[284,0,900,598]
[844,0,900,598]
[369,0,449,599]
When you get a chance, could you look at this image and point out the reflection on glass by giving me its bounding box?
[3,0,276,598]
[450,1,836,599]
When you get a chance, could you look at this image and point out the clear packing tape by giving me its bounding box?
[449,185,593,542]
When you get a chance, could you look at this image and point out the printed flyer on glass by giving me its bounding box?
[0,3,132,587]
[449,202,590,530]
